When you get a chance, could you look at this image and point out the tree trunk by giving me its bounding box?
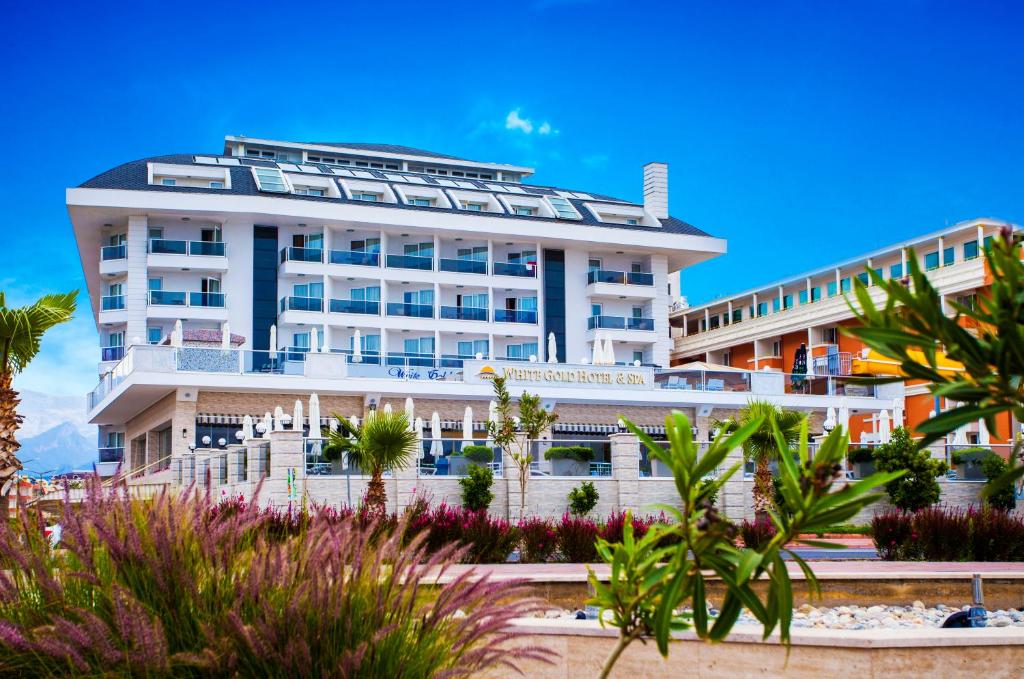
[364,468,387,512]
[0,371,23,505]
[752,457,773,517]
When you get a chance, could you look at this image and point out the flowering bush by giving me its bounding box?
[460,510,519,563]
[599,510,653,545]
[872,505,1024,561]
[518,517,559,563]
[0,483,551,677]
[557,512,600,563]
[738,516,776,550]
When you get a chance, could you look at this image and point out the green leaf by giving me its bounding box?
[693,572,708,637]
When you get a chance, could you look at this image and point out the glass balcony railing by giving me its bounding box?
[280,296,323,312]
[439,306,488,321]
[280,246,324,263]
[149,290,186,306]
[101,346,124,362]
[439,354,473,368]
[386,302,434,318]
[188,241,226,257]
[329,299,380,315]
[587,269,654,286]
[493,261,536,277]
[98,446,124,463]
[101,244,126,261]
[386,254,434,270]
[587,315,653,330]
[189,292,226,308]
[149,239,187,255]
[439,258,487,274]
[627,317,655,331]
[329,250,380,266]
[101,295,125,311]
[494,309,538,324]
[386,352,437,368]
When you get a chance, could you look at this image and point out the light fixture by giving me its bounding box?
[368,399,377,412]
[182,428,188,439]
[346,228,354,232]
[188,443,196,452]
[217,437,227,447]
[235,430,244,441]
[201,435,212,446]
[255,422,267,434]
[454,237,463,242]
[182,217,190,221]
[505,242,513,246]
[282,413,292,426]
[617,418,627,433]
[401,233,409,237]
[103,223,112,228]
[297,223,306,227]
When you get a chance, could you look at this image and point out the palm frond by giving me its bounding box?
[0,291,77,374]
[326,411,418,474]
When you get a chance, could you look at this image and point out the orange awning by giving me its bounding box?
[851,348,965,378]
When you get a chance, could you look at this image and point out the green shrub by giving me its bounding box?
[696,478,718,506]
[980,453,1017,511]
[461,444,495,465]
[847,448,875,464]
[544,445,594,462]
[872,427,948,511]
[951,447,990,466]
[459,465,494,511]
[568,481,599,516]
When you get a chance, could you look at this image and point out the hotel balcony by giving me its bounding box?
[148,239,228,272]
[438,258,487,275]
[386,302,434,318]
[329,249,380,267]
[493,309,538,324]
[100,244,128,276]
[586,269,657,300]
[439,305,488,321]
[280,246,323,264]
[101,294,125,310]
[588,315,655,331]
[329,299,380,316]
[98,294,127,324]
[148,290,227,320]
[98,446,124,463]
[385,253,434,271]
[492,261,536,278]
[101,346,125,362]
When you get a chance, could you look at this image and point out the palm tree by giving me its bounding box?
[0,291,77,502]
[717,400,803,516]
[324,410,418,511]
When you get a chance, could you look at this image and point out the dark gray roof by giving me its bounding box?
[301,142,474,162]
[78,154,712,238]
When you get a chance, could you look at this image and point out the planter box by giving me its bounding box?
[551,459,589,476]
[956,463,985,481]
[653,459,674,478]
[448,456,470,476]
[853,461,876,478]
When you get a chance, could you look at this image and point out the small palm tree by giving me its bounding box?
[717,400,803,515]
[0,291,77,501]
[324,410,418,511]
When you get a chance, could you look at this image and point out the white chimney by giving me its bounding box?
[643,162,668,219]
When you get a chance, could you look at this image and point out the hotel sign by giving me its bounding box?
[464,360,654,390]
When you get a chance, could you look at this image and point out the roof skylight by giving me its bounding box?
[252,167,289,193]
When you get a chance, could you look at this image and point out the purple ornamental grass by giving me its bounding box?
[556,512,600,563]
[0,479,553,677]
[517,517,558,563]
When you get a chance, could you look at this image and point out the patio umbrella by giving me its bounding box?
[262,412,273,439]
[791,343,807,392]
[242,414,254,440]
[838,405,850,435]
[172,319,183,347]
[221,322,231,350]
[269,324,277,353]
[878,410,891,444]
[309,329,319,354]
[547,332,558,363]
[328,415,338,433]
[293,400,303,432]
[824,407,837,433]
[488,400,497,429]
[415,417,425,459]
[430,412,442,459]
[463,406,474,442]
[352,329,362,363]
[349,415,359,430]
[308,393,320,436]
[603,336,616,366]
[274,406,285,431]
[383,402,392,414]
[405,397,415,430]
[591,337,603,365]
[892,400,904,430]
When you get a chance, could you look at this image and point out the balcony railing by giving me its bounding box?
[439,258,487,274]
[101,346,124,362]
[386,302,434,318]
[148,290,187,306]
[494,309,538,324]
[329,299,380,315]
[149,239,226,257]
[493,261,536,278]
[588,315,654,331]
[386,352,438,368]
[189,292,226,308]
[587,269,654,286]
[280,246,324,263]
[98,446,124,463]
[101,244,126,261]
[280,296,323,312]
[386,254,433,271]
[101,295,125,311]
[329,250,380,266]
[812,351,853,377]
[439,306,488,321]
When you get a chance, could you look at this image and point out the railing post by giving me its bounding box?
[261,430,304,510]
[610,432,640,513]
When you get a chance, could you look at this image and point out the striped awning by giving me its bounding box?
[439,420,490,432]
[197,413,336,427]
[552,422,668,436]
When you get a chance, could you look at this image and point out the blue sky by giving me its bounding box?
[1,0,1022,410]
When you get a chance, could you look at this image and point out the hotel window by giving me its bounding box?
[209,181,224,189]
[924,251,940,270]
[148,277,162,291]
[827,281,837,297]
[943,246,955,266]
[732,308,743,323]
[351,238,380,253]
[457,340,489,357]
[403,289,434,306]
[772,340,781,357]
[404,242,434,258]
[840,278,851,293]
[798,289,809,305]
[513,206,536,216]
[626,218,638,225]
[351,191,380,202]
[293,233,323,250]
[633,350,645,364]
[463,202,484,212]
[956,293,977,311]
[350,333,380,354]
[350,286,380,302]
[507,342,538,360]
[508,250,537,266]
[161,178,176,186]
[293,187,325,197]
[811,286,821,302]
[721,351,731,367]
[546,196,581,220]
[708,315,720,330]
[772,298,781,313]
[889,263,903,279]
[824,327,839,344]
[404,337,435,356]
[147,327,163,345]
[963,240,979,260]
[407,196,434,207]
[588,258,602,272]
[857,272,869,286]
[457,292,487,309]
[457,246,487,261]
[757,301,768,317]
[591,303,602,317]
[252,167,289,193]
[293,282,323,299]
[479,174,493,180]
[782,294,793,310]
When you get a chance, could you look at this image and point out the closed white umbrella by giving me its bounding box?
[274,406,285,431]
[488,400,497,430]
[415,416,425,459]
[838,405,850,435]
[591,337,603,365]
[405,397,415,430]
[269,324,277,353]
[262,412,273,439]
[221,322,231,350]
[328,415,338,433]
[352,329,362,363]
[892,400,904,430]
[383,402,392,414]
[547,332,558,363]
[242,414,254,440]
[349,414,359,430]
[430,412,442,459]
[172,319,183,347]
[309,329,319,354]
[463,406,474,442]
[293,399,304,432]
[308,393,320,436]
[824,407,837,434]
[603,336,616,365]
[878,410,891,444]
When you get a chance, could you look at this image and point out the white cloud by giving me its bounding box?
[538,122,552,135]
[505,109,534,134]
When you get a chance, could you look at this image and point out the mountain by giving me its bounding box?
[18,422,97,475]
[16,390,94,439]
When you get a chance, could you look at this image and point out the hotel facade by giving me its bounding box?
[68,136,902,498]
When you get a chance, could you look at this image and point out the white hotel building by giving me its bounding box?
[68,136,897,480]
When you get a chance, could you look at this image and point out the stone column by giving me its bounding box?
[263,430,304,510]
[224,444,245,497]
[394,452,418,514]
[503,433,531,521]
[720,444,748,522]
[610,432,640,513]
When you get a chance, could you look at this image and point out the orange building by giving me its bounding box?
[670,218,1018,457]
